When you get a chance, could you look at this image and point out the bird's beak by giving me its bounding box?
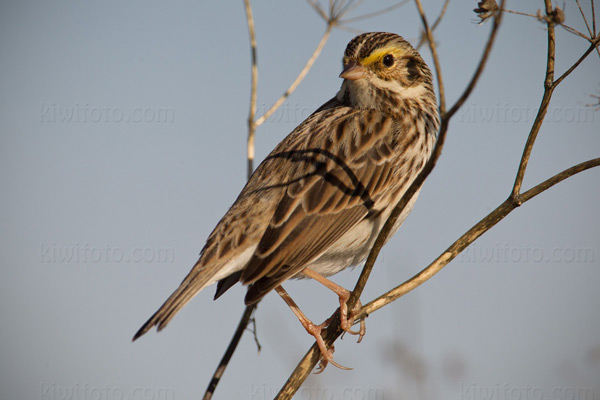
[339,61,366,80]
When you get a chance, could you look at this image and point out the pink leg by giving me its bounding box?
[275,286,350,371]
[302,268,366,342]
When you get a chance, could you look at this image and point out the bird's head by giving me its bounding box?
[337,32,437,116]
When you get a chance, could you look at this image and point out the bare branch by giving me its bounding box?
[446,0,505,118]
[512,3,600,199]
[202,4,259,397]
[592,0,597,36]
[340,1,409,24]
[520,158,600,202]
[501,9,537,19]
[202,304,258,400]
[414,0,446,113]
[553,36,600,87]
[416,0,450,50]
[306,0,328,21]
[559,24,593,41]
[511,0,556,199]
[244,0,258,179]
[575,0,593,38]
[360,158,600,318]
[255,26,332,127]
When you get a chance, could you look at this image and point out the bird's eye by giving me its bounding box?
[382,54,395,67]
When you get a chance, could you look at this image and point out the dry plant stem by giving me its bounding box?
[446,2,505,118]
[416,0,450,52]
[244,0,258,179]
[254,26,332,127]
[575,0,593,37]
[574,0,600,57]
[360,157,600,318]
[414,0,446,113]
[501,9,537,19]
[512,2,600,199]
[554,37,600,87]
[202,304,257,400]
[341,1,409,25]
[511,0,555,199]
[593,0,597,37]
[203,4,259,398]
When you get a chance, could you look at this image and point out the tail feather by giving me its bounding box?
[132,263,214,341]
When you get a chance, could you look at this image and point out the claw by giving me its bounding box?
[275,285,352,372]
[304,319,351,372]
[314,343,351,373]
[339,296,366,343]
[274,271,369,373]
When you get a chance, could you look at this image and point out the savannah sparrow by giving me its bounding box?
[133,32,440,369]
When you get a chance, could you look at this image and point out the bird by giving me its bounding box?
[133,32,440,370]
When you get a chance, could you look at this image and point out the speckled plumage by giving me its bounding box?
[133,32,439,341]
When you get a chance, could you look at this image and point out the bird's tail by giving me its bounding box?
[132,261,213,341]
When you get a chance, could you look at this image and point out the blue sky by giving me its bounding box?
[1,1,599,399]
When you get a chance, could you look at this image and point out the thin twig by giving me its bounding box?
[553,36,600,87]
[414,0,446,113]
[340,1,409,24]
[502,9,538,19]
[592,0,597,36]
[446,0,505,119]
[502,7,594,47]
[255,26,332,127]
[359,158,600,318]
[244,0,258,179]
[511,0,556,199]
[416,0,450,50]
[560,24,593,41]
[202,4,258,398]
[202,304,258,400]
[520,158,600,202]
[575,0,593,38]
[306,0,328,21]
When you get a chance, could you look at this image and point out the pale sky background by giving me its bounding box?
[1,1,599,399]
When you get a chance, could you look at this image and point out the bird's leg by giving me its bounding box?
[302,268,366,342]
[274,286,350,371]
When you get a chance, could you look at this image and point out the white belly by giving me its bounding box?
[297,189,420,278]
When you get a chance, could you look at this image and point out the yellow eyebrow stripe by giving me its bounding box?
[360,46,405,66]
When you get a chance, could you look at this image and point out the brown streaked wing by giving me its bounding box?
[240,109,399,302]
[244,204,368,304]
